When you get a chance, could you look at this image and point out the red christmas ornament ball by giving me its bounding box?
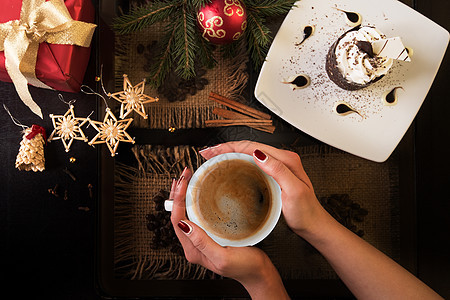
[197,0,247,45]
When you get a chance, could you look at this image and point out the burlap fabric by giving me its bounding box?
[115,24,249,129]
[259,145,400,279]
[114,146,213,280]
[114,144,400,280]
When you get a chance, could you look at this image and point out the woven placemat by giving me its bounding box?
[115,23,249,130]
[114,146,212,280]
[114,144,399,280]
[258,145,400,279]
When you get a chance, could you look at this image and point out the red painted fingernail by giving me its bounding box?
[177,176,184,187]
[178,220,192,234]
[177,167,189,186]
[181,166,188,175]
[170,178,176,191]
[253,149,267,162]
[177,167,187,186]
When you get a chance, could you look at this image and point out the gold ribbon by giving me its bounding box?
[0,0,96,118]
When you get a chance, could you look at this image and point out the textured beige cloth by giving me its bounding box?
[114,144,400,280]
[115,24,249,129]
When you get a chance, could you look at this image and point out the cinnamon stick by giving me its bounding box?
[206,122,276,133]
[212,107,276,134]
[213,107,252,120]
[252,125,276,134]
[205,120,272,127]
[209,92,271,120]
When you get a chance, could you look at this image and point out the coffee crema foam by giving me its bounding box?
[192,159,272,241]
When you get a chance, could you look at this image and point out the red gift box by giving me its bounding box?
[0,0,95,93]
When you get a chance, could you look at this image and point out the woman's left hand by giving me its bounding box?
[169,168,290,300]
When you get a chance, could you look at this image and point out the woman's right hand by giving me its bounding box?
[201,141,444,300]
[199,141,329,236]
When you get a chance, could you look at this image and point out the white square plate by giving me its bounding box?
[254,0,449,162]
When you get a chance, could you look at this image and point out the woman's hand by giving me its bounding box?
[199,141,329,235]
[199,141,443,300]
[170,167,290,299]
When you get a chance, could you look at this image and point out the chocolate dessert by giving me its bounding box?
[326,26,393,90]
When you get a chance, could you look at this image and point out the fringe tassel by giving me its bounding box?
[133,104,218,129]
[225,41,249,102]
[132,145,204,175]
[114,151,212,280]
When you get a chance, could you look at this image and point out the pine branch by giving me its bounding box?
[220,37,243,60]
[113,1,182,34]
[148,22,178,87]
[187,0,211,10]
[196,34,217,69]
[173,4,198,79]
[245,0,296,16]
[114,0,296,83]
[245,11,272,69]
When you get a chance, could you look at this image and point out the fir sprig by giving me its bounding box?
[173,4,198,78]
[195,30,217,69]
[113,0,296,87]
[189,0,212,10]
[113,1,182,34]
[245,11,271,68]
[246,0,297,16]
[220,37,243,60]
[149,22,177,87]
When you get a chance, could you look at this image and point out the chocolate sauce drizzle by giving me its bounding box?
[304,26,314,40]
[336,103,353,114]
[334,102,362,117]
[291,75,308,87]
[283,74,311,89]
[405,47,413,57]
[335,8,362,26]
[295,25,315,46]
[345,11,360,23]
[383,87,403,105]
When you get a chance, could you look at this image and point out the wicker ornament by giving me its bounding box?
[47,105,89,152]
[87,108,135,157]
[15,125,46,172]
[108,74,158,119]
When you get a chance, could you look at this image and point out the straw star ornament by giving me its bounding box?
[87,108,135,157]
[48,105,89,152]
[108,74,158,119]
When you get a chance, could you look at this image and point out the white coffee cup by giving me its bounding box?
[166,152,282,247]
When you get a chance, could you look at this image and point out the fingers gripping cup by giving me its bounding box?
[166,153,282,247]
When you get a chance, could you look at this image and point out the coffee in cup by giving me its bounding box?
[185,153,282,247]
[191,158,272,241]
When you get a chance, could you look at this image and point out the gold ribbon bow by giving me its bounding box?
[0,0,96,118]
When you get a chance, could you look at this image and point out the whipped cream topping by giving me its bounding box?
[335,26,393,85]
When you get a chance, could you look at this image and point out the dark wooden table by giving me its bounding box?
[1,0,449,298]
